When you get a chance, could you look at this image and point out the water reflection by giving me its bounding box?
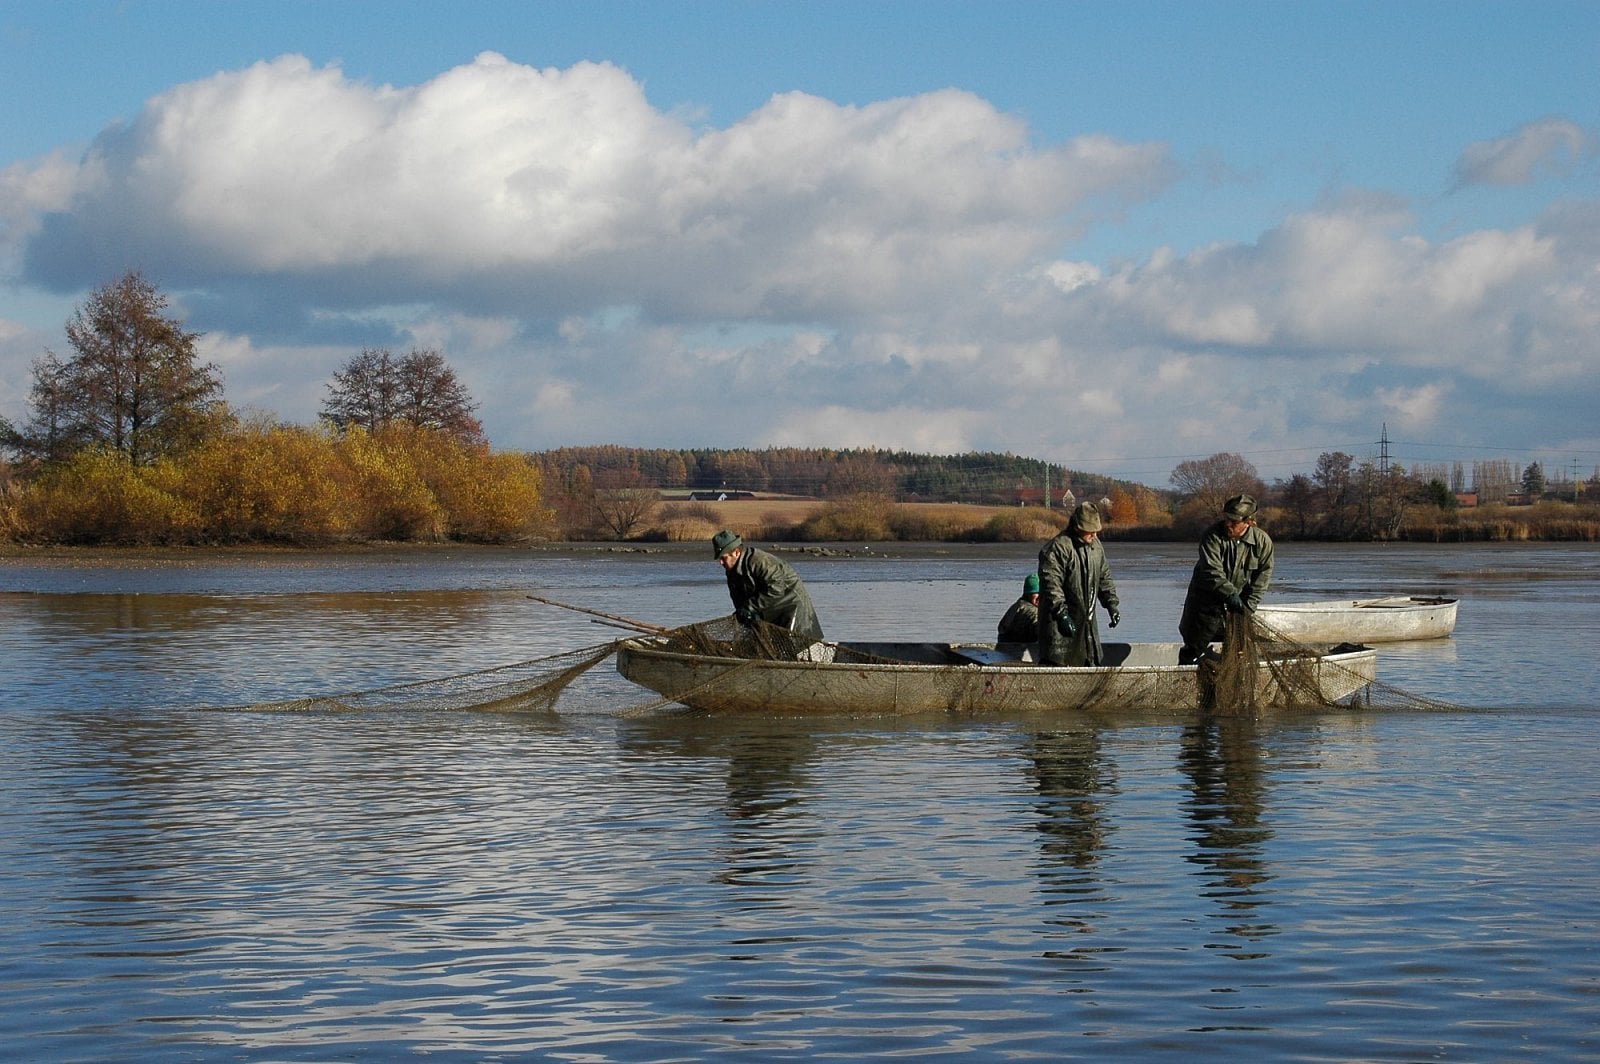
[618,719,819,895]
[1177,717,1276,954]
[1025,726,1113,876]
[1021,724,1115,978]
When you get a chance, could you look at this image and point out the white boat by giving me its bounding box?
[1254,596,1458,643]
[615,638,1377,715]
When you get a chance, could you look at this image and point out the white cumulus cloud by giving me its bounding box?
[1,55,1596,484]
[16,52,1174,327]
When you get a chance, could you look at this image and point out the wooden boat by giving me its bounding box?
[615,637,1377,715]
[1254,596,1458,643]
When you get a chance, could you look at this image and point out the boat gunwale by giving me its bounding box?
[1258,595,1457,615]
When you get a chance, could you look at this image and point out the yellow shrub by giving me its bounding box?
[165,424,353,542]
[978,510,1062,543]
[13,448,197,544]
[797,493,895,541]
[358,424,550,541]
[334,427,446,540]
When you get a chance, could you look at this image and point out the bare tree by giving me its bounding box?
[322,348,482,443]
[11,271,222,466]
[1359,460,1407,539]
[1277,473,1317,538]
[591,468,659,539]
[1313,451,1356,537]
[1169,452,1262,518]
[826,453,898,497]
[1473,459,1516,505]
[4,355,83,464]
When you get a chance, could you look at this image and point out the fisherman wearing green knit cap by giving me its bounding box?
[997,573,1042,645]
[711,529,824,640]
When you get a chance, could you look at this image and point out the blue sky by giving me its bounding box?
[2,0,1596,486]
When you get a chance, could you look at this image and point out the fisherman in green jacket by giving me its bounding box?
[712,530,824,640]
[1178,493,1275,665]
[1037,502,1121,667]
[997,573,1041,645]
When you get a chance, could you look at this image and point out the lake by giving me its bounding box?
[2,541,1597,1060]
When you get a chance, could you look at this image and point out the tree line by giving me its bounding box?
[1171,450,1598,542]
[527,443,1135,504]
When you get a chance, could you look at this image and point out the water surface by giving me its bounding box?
[2,542,1597,1060]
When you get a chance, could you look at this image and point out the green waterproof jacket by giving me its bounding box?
[996,595,1040,644]
[1037,532,1120,666]
[725,547,824,640]
[1178,521,1275,650]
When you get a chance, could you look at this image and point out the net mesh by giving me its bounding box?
[656,615,859,660]
[222,613,837,716]
[232,641,622,714]
[1207,611,1461,715]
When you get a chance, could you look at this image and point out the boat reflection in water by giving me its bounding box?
[1179,718,1276,954]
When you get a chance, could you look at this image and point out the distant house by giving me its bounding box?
[1454,491,1479,508]
[688,490,756,502]
[1009,487,1078,507]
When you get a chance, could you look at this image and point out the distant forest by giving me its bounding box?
[529,445,1142,505]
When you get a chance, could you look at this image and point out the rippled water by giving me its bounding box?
[2,542,1598,1060]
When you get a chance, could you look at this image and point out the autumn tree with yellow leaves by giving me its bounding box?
[0,273,549,545]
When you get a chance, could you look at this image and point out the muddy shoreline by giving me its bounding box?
[0,538,1042,568]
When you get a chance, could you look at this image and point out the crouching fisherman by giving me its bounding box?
[711,530,825,647]
[997,573,1041,645]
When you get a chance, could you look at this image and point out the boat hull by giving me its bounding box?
[1255,596,1457,643]
[615,639,1377,715]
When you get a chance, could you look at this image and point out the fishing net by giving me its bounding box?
[1206,611,1461,715]
[230,641,622,714]
[223,611,841,716]
[655,615,844,662]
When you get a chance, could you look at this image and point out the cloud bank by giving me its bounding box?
[2,53,1597,483]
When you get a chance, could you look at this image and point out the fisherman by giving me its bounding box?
[1178,493,1275,665]
[711,529,824,640]
[997,573,1041,645]
[1037,502,1121,667]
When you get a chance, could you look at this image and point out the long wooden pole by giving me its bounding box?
[525,594,673,634]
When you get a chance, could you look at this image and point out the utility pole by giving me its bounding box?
[1043,460,1051,509]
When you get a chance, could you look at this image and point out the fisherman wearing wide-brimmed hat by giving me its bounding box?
[711,529,824,640]
[1178,493,1275,665]
[1036,501,1122,667]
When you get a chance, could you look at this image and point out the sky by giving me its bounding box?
[1,0,1596,488]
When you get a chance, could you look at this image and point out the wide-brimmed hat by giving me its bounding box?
[1070,501,1102,532]
[1222,494,1258,520]
[711,529,743,558]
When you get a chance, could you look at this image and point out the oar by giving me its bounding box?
[525,593,673,634]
